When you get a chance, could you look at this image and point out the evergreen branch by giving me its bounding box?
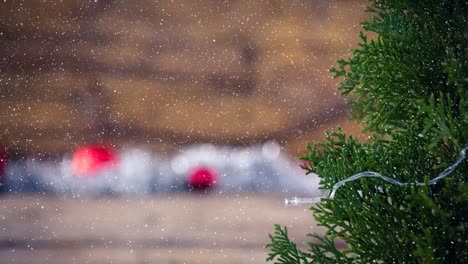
[268,0,468,262]
[266,225,312,264]
[306,234,351,263]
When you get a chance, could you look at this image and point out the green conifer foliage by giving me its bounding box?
[267,1,467,263]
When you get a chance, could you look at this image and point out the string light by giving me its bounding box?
[285,145,467,206]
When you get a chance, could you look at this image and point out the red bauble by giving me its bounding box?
[187,166,218,190]
[71,145,118,176]
[0,148,7,178]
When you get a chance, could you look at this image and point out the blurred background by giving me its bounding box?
[0,0,369,263]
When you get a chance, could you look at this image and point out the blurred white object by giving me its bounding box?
[7,148,160,196]
[169,142,322,196]
[3,142,322,197]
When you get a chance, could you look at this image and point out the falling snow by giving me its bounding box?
[0,0,368,263]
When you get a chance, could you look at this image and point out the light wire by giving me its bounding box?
[285,145,467,206]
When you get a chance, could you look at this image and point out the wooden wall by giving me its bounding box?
[0,0,370,156]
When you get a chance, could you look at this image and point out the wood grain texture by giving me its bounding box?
[0,0,370,156]
[0,194,325,263]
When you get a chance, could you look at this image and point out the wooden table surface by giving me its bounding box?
[0,194,323,264]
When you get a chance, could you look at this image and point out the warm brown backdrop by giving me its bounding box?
[1,0,370,157]
[0,194,336,264]
[1,2,371,263]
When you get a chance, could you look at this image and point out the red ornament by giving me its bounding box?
[71,145,118,176]
[187,166,218,190]
[0,148,7,179]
